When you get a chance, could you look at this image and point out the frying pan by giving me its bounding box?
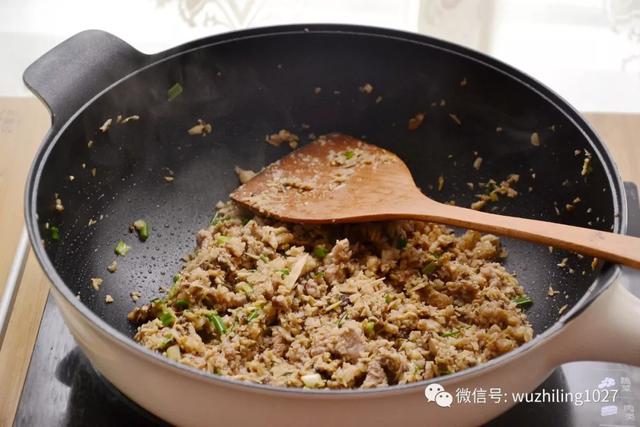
[17,25,640,426]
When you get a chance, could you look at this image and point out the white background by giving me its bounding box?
[1,0,639,112]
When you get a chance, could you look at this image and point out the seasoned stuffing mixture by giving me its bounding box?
[129,202,533,389]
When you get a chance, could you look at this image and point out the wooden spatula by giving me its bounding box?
[231,133,640,268]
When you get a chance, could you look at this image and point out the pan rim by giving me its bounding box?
[24,23,627,397]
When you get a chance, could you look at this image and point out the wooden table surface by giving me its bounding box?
[0,97,638,425]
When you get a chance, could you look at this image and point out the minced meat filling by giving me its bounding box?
[129,201,533,389]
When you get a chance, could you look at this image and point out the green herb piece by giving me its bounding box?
[395,237,408,250]
[313,245,329,259]
[384,294,393,304]
[167,83,183,102]
[363,320,376,338]
[314,270,325,280]
[133,219,150,241]
[513,295,533,307]
[277,268,290,278]
[247,309,261,322]
[440,330,460,338]
[160,333,175,348]
[237,283,253,294]
[50,226,60,241]
[166,344,181,361]
[174,299,189,310]
[337,311,348,327]
[422,261,439,276]
[259,254,269,263]
[173,274,182,284]
[207,313,227,335]
[343,150,355,159]
[115,240,131,256]
[159,311,175,327]
[216,235,229,245]
[210,211,226,226]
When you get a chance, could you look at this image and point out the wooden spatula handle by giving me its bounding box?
[413,199,640,268]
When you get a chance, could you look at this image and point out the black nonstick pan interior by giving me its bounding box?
[29,26,622,343]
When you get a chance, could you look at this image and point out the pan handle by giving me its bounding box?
[23,30,151,130]
[549,181,640,366]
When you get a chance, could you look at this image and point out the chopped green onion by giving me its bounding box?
[247,309,261,322]
[160,335,175,349]
[159,311,175,327]
[395,237,408,250]
[50,226,60,241]
[513,295,533,307]
[173,274,182,284]
[384,294,393,304]
[314,270,325,280]
[259,254,269,263]
[216,235,229,245]
[343,150,355,159]
[207,313,227,335]
[277,268,290,278]
[422,261,439,276]
[133,220,150,241]
[166,344,181,361]
[313,245,329,259]
[440,330,460,338]
[167,83,183,101]
[363,320,376,338]
[115,240,131,256]
[210,211,226,226]
[237,283,253,294]
[174,300,189,310]
[337,312,348,327]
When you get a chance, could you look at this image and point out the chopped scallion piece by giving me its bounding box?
[277,268,290,278]
[174,300,189,310]
[343,150,355,159]
[247,309,260,322]
[216,235,229,245]
[337,311,348,327]
[115,240,131,256]
[363,320,376,338]
[133,219,150,241]
[173,274,182,284]
[422,261,439,276]
[159,311,175,327]
[50,226,60,241]
[313,245,329,259]
[440,330,460,338]
[395,237,408,249]
[167,83,183,101]
[210,211,226,226]
[207,313,227,335]
[237,283,253,294]
[384,294,393,304]
[513,295,533,307]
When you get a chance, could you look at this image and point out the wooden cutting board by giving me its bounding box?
[0,96,638,424]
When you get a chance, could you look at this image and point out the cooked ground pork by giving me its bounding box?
[129,202,533,389]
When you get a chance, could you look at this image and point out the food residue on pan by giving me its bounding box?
[558,304,568,315]
[547,286,560,297]
[91,277,103,291]
[530,132,540,147]
[358,83,374,94]
[581,151,593,176]
[105,294,114,304]
[234,166,257,184]
[99,118,112,133]
[188,119,213,136]
[266,129,299,149]
[470,174,519,211]
[408,113,425,131]
[448,113,462,126]
[107,260,118,273]
[472,157,483,170]
[121,115,140,124]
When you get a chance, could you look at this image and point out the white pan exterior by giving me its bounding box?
[53,280,640,427]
